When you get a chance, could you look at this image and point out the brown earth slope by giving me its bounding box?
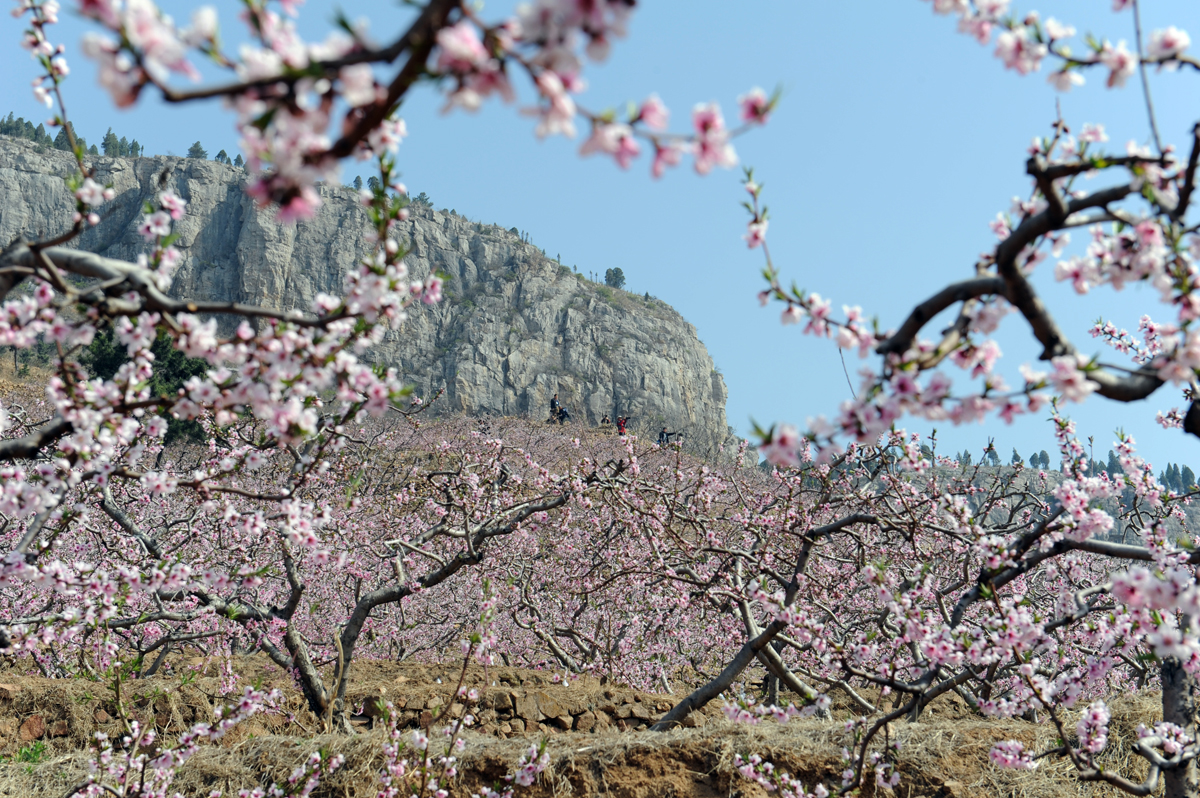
[0,656,1164,798]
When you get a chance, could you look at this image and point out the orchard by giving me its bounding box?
[3,0,1200,796]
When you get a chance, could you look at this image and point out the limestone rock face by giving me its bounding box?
[0,137,733,454]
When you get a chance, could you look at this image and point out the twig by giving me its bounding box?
[1131,0,1164,155]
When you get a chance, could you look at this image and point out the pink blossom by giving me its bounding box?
[579,122,640,169]
[159,191,187,220]
[276,186,321,223]
[78,0,120,29]
[976,0,1009,17]
[436,21,489,72]
[1156,330,1200,385]
[1157,408,1184,429]
[122,0,198,83]
[31,85,52,108]
[1043,18,1075,40]
[137,210,171,240]
[760,424,801,467]
[1049,355,1098,402]
[1099,41,1137,88]
[1079,124,1109,143]
[994,26,1046,75]
[804,293,831,336]
[923,0,970,15]
[1048,70,1084,92]
[421,275,443,305]
[989,213,1010,239]
[363,117,407,157]
[638,94,668,131]
[998,400,1024,424]
[525,71,577,139]
[737,87,770,124]
[691,103,737,175]
[969,299,1010,333]
[1075,705,1108,753]
[651,142,683,178]
[744,219,767,249]
[1055,256,1099,294]
[958,15,996,45]
[75,178,108,206]
[81,33,143,107]
[989,741,1038,770]
[443,67,515,112]
[340,64,377,108]
[1147,27,1191,62]
[971,340,1002,377]
[186,6,218,44]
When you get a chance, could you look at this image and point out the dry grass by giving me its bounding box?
[0,691,1168,798]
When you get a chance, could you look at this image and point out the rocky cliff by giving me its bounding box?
[0,137,734,454]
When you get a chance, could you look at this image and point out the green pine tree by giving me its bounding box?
[233,153,244,168]
[118,136,129,157]
[186,141,208,159]
[102,128,119,156]
[352,175,362,191]
[82,329,210,444]
[52,126,71,151]
[604,268,626,289]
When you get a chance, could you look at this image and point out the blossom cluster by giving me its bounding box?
[35,0,773,221]
[921,0,1191,92]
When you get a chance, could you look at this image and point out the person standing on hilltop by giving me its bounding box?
[601,413,611,426]
[550,393,560,418]
[658,427,670,446]
[616,416,628,436]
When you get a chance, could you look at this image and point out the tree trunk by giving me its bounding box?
[764,671,779,706]
[1163,657,1198,798]
[652,621,783,730]
[283,625,330,720]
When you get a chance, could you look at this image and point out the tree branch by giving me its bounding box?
[876,278,1008,357]
[0,416,71,462]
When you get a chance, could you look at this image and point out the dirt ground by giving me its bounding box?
[0,655,1168,797]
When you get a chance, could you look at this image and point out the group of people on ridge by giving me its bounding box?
[547,393,571,424]
[603,414,631,436]
[547,394,677,445]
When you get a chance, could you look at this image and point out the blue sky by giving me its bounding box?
[3,1,1199,470]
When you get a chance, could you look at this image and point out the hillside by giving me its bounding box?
[0,137,735,456]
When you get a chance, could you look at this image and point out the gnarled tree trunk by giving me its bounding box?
[1163,657,1198,798]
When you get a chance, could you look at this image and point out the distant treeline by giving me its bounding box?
[953,446,1053,469]
[951,444,1196,489]
[1,112,142,158]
